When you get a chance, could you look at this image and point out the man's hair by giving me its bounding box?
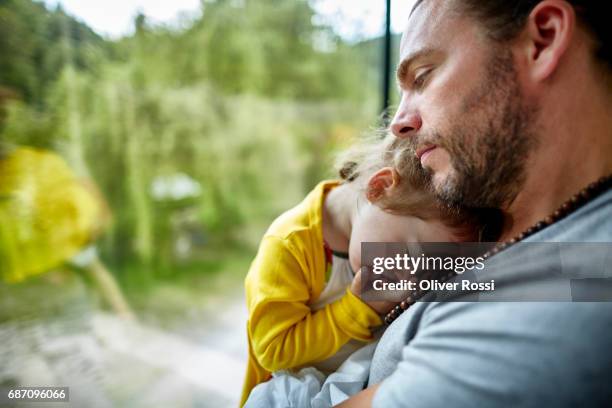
[451,1,610,72]
[411,0,610,72]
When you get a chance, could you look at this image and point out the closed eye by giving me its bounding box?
[413,69,432,90]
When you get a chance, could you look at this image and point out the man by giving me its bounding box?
[340,0,612,406]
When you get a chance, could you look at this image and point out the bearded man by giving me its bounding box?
[339,0,612,407]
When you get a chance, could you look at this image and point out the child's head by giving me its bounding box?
[336,132,489,242]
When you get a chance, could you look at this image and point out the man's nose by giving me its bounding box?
[390,104,422,139]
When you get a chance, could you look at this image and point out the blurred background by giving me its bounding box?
[0,0,410,406]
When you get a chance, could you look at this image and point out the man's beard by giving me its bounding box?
[416,50,538,209]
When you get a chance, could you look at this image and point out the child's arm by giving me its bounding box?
[246,235,382,373]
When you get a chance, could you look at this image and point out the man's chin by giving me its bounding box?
[429,170,460,204]
[429,168,451,190]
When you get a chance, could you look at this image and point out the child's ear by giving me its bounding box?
[366,167,399,203]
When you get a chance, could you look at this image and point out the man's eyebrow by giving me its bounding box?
[396,48,436,85]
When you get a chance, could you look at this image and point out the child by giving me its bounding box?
[240,134,481,405]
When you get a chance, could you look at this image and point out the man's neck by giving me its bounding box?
[499,90,612,242]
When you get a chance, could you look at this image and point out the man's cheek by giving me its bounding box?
[421,67,462,121]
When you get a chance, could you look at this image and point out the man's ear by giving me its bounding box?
[366,167,399,203]
[523,0,575,82]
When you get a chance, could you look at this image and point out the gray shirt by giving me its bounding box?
[371,189,612,407]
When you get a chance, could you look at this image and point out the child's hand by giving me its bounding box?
[350,269,397,315]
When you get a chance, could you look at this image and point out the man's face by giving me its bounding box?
[390,0,537,209]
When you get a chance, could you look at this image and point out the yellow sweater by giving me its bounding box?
[240,180,382,405]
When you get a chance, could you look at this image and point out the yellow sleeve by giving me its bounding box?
[246,235,382,372]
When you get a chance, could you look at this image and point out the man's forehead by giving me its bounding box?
[409,0,428,18]
[400,0,455,57]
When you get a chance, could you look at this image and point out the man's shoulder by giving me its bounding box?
[371,300,612,407]
[369,190,612,405]
[529,187,612,242]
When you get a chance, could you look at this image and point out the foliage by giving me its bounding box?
[0,0,385,280]
[0,0,107,106]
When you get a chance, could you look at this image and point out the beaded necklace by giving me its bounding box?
[383,174,612,325]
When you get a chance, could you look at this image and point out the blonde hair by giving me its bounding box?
[336,132,436,213]
[336,132,488,240]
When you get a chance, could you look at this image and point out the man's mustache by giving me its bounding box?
[401,133,447,156]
